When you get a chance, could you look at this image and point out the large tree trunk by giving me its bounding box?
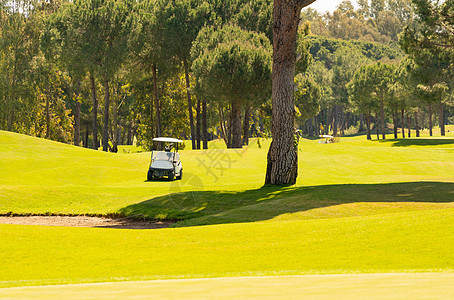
[152,64,160,137]
[243,106,251,145]
[439,102,445,136]
[428,103,433,136]
[90,72,99,150]
[102,78,110,152]
[230,99,242,148]
[366,111,371,140]
[415,111,420,137]
[202,97,208,149]
[183,59,196,150]
[401,109,405,138]
[196,98,201,149]
[264,0,316,184]
[266,0,309,185]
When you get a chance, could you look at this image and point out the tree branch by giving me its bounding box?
[298,0,317,9]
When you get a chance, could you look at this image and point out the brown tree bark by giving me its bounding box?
[401,109,405,138]
[243,106,251,145]
[102,78,110,152]
[428,103,433,136]
[415,111,420,137]
[439,102,445,136]
[183,59,196,150]
[407,114,411,138]
[375,112,380,140]
[380,95,385,139]
[392,110,397,139]
[265,0,316,185]
[90,72,99,149]
[230,99,242,148]
[366,111,371,140]
[202,97,208,149]
[196,98,201,149]
[74,81,81,146]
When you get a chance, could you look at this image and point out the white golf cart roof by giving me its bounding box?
[152,137,183,143]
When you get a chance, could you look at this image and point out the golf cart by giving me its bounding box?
[147,137,183,181]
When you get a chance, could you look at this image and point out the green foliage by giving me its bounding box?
[192,25,272,106]
[294,74,322,123]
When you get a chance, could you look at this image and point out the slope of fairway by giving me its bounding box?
[1,130,453,225]
[1,130,454,289]
[1,208,454,287]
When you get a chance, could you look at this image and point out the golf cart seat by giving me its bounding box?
[155,151,180,162]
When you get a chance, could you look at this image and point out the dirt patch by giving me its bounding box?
[0,216,174,229]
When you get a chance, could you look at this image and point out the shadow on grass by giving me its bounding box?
[378,138,454,147]
[118,182,454,227]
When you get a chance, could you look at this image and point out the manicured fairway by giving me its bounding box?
[0,129,453,293]
[2,273,454,299]
[1,208,453,287]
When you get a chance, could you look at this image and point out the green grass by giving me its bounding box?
[0,129,454,290]
[1,209,454,288]
[2,274,454,299]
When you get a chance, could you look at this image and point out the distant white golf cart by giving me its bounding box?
[147,137,183,181]
[319,135,334,144]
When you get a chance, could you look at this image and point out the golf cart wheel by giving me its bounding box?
[147,170,154,181]
[176,170,182,180]
[168,171,175,181]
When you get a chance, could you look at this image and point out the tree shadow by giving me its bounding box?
[378,139,454,147]
[118,182,454,227]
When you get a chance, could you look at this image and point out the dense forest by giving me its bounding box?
[0,0,452,150]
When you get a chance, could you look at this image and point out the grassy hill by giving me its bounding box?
[1,129,453,225]
[0,129,453,289]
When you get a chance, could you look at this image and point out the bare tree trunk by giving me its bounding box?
[366,111,371,140]
[152,64,160,137]
[439,102,445,136]
[266,0,308,185]
[183,59,196,150]
[74,82,81,146]
[230,100,242,148]
[84,123,89,148]
[392,110,397,139]
[359,114,365,132]
[380,95,385,139]
[375,112,380,140]
[401,109,405,138]
[202,97,208,149]
[415,111,420,137]
[218,105,228,147]
[196,98,201,149]
[90,72,99,149]
[102,78,110,152]
[428,103,433,136]
[407,114,411,138]
[45,85,50,139]
[243,106,251,145]
[332,106,338,136]
[308,118,313,136]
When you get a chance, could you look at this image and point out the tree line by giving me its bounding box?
[0,0,452,155]
[295,0,453,140]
